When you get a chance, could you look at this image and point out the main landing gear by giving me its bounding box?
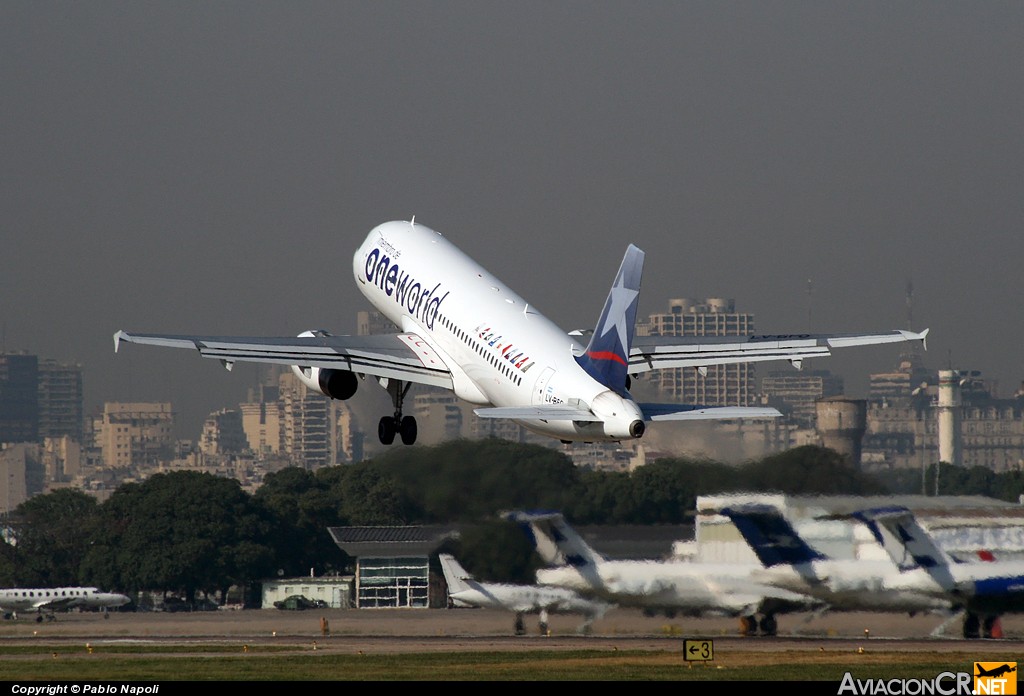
[377,378,417,445]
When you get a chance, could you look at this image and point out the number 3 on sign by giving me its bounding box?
[684,639,714,662]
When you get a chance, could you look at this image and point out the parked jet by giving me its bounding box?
[505,510,823,636]
[716,504,958,630]
[852,505,1024,638]
[437,553,610,635]
[114,219,927,446]
[0,586,130,621]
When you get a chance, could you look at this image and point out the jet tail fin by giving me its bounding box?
[503,510,605,568]
[719,504,828,567]
[849,506,953,572]
[574,245,644,396]
[438,553,474,595]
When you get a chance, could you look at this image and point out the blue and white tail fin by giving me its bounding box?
[719,504,828,567]
[575,245,644,396]
[850,506,954,572]
[504,510,605,568]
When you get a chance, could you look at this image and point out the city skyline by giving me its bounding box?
[4,3,1022,440]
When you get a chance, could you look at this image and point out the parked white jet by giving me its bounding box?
[438,553,610,635]
[505,511,823,636]
[114,219,927,446]
[851,505,1024,639]
[0,586,130,621]
[716,504,957,630]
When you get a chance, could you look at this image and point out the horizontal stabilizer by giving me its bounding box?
[639,404,782,422]
[473,406,602,422]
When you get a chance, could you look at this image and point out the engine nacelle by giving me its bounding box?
[291,330,358,400]
[290,365,359,400]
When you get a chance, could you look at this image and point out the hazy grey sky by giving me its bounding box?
[4,2,1023,439]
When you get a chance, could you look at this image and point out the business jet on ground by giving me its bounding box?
[438,552,611,635]
[114,219,928,446]
[851,505,1024,639]
[504,510,824,636]
[0,586,131,621]
[716,504,960,634]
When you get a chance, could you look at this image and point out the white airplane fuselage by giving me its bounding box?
[752,562,953,613]
[0,586,131,617]
[352,221,643,442]
[535,560,815,617]
[448,583,605,616]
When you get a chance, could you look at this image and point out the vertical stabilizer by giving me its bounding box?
[851,507,953,572]
[504,511,605,568]
[720,505,828,567]
[575,245,644,395]
[438,553,474,595]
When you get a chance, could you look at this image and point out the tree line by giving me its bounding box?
[2,440,1023,604]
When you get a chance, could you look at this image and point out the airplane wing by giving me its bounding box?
[475,404,781,422]
[629,329,928,374]
[113,330,454,389]
[473,405,601,421]
[638,404,782,421]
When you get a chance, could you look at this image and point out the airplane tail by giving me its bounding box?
[574,245,644,396]
[718,504,828,567]
[849,506,954,572]
[503,511,605,568]
[438,553,475,595]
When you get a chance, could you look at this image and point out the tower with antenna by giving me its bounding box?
[898,280,926,375]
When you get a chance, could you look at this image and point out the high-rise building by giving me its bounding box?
[198,408,247,456]
[761,370,844,427]
[0,353,39,444]
[863,369,1024,473]
[357,310,397,337]
[636,298,756,407]
[279,371,332,469]
[96,402,174,469]
[38,359,83,441]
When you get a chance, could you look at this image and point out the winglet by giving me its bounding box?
[575,245,644,396]
[113,330,126,353]
[901,328,929,351]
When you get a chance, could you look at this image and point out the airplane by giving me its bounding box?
[437,552,611,635]
[0,586,131,621]
[715,504,961,632]
[504,510,825,636]
[976,664,1017,678]
[113,219,928,446]
[851,505,1024,639]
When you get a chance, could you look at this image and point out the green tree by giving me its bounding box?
[456,518,538,584]
[253,467,350,576]
[5,489,99,586]
[81,471,276,604]
[738,445,886,495]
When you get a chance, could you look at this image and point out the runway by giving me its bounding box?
[2,606,1022,657]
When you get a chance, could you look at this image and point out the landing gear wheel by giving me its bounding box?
[400,415,417,445]
[378,416,396,445]
[739,615,756,636]
[759,615,778,636]
[514,615,525,635]
[963,613,981,639]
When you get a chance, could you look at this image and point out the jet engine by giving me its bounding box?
[289,330,359,400]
